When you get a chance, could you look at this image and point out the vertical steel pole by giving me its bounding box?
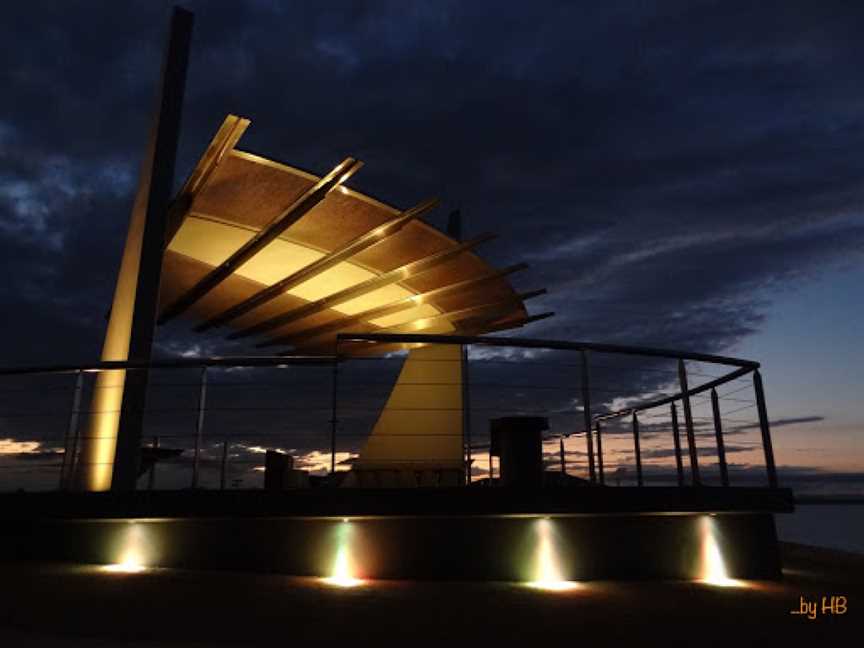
[112,8,194,492]
[580,350,596,483]
[191,366,207,489]
[677,359,700,485]
[220,438,229,490]
[148,435,159,491]
[595,422,605,485]
[710,388,730,487]
[60,370,85,490]
[632,412,643,487]
[462,344,472,485]
[752,370,778,488]
[330,345,339,475]
[671,403,685,487]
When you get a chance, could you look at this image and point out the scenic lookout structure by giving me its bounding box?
[0,7,792,585]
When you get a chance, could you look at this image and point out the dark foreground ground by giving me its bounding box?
[1,542,860,647]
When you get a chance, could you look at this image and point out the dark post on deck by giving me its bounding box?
[462,344,472,485]
[595,422,605,485]
[330,352,339,475]
[148,436,159,491]
[59,370,84,489]
[191,367,207,489]
[632,412,643,486]
[677,359,700,485]
[580,350,596,483]
[753,370,778,488]
[113,8,194,492]
[710,388,730,487]
[671,403,685,486]
[220,439,229,490]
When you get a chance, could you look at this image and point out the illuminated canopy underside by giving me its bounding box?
[158,115,544,355]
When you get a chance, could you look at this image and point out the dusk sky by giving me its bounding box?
[1,1,862,492]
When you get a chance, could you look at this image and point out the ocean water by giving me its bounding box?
[775,504,864,554]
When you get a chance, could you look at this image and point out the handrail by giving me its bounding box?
[593,365,754,423]
[0,355,335,377]
[336,332,760,369]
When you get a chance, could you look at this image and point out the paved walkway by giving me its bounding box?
[1,543,860,646]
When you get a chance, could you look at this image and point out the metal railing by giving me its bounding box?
[0,335,777,491]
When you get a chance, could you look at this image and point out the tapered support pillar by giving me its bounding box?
[632,412,643,486]
[113,8,193,493]
[94,9,193,492]
[75,8,193,491]
[671,403,685,487]
[753,370,778,488]
[677,359,700,485]
[710,388,730,487]
[580,350,596,483]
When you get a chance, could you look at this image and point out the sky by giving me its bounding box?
[0,0,862,493]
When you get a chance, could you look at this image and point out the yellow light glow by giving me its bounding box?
[697,515,744,587]
[321,520,364,588]
[78,370,125,491]
[169,217,440,319]
[368,303,439,328]
[526,518,580,591]
[102,523,150,574]
[101,557,147,574]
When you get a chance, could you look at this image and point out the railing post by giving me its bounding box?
[59,370,84,490]
[559,434,566,475]
[710,388,729,487]
[671,403,685,487]
[580,350,596,483]
[148,435,159,491]
[595,422,605,485]
[220,438,229,490]
[677,359,700,485]
[191,366,207,489]
[752,370,778,488]
[330,345,339,475]
[632,412,643,487]
[462,344,472,485]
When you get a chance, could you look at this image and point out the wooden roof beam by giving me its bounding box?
[165,114,250,246]
[327,290,544,354]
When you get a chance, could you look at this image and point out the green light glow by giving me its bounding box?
[321,520,364,587]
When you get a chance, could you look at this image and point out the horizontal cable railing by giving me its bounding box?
[0,334,778,492]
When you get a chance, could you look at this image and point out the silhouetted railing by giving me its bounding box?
[0,335,777,492]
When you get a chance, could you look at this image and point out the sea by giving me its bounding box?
[776,503,864,554]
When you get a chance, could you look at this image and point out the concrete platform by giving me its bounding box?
[0,488,792,581]
[0,486,794,518]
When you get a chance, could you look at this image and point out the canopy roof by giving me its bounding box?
[157,115,550,355]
